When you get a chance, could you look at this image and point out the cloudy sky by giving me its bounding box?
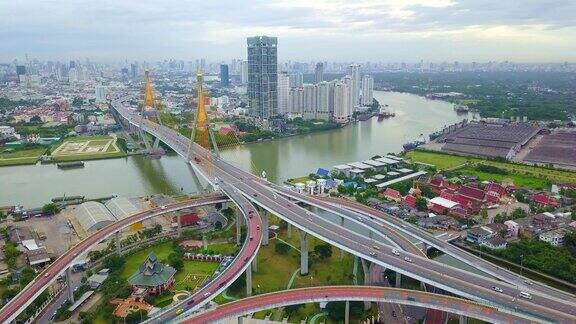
[1,0,575,62]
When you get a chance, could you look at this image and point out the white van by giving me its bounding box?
[519,291,532,300]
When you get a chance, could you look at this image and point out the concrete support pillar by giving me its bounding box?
[66,267,74,303]
[345,301,350,324]
[115,231,122,256]
[246,264,252,297]
[238,316,244,324]
[261,211,269,246]
[459,315,467,324]
[236,213,242,246]
[287,223,292,239]
[360,259,371,311]
[153,137,160,150]
[395,272,402,288]
[299,230,309,275]
[252,254,258,273]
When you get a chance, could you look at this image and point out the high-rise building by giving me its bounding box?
[303,84,317,120]
[288,87,304,117]
[277,71,290,115]
[343,76,354,116]
[315,62,324,83]
[95,85,107,103]
[289,73,303,88]
[334,81,350,124]
[348,64,361,108]
[220,64,229,86]
[316,82,330,121]
[130,63,138,79]
[68,67,78,83]
[240,60,248,84]
[247,36,278,119]
[16,65,26,76]
[361,75,374,106]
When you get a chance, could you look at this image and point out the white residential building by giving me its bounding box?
[333,81,350,124]
[0,126,16,139]
[288,87,304,117]
[316,81,330,121]
[240,60,248,84]
[303,84,317,120]
[361,75,374,106]
[277,71,290,115]
[95,85,107,103]
[348,64,361,108]
[289,73,303,88]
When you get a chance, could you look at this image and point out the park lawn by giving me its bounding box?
[286,175,312,185]
[174,261,219,291]
[405,150,471,170]
[121,241,174,279]
[0,147,45,166]
[407,150,576,185]
[50,135,126,162]
[62,135,115,142]
[204,242,239,255]
[460,167,550,190]
[251,243,300,295]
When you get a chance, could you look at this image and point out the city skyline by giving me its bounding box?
[1,0,576,62]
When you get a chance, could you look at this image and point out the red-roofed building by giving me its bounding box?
[449,206,469,219]
[531,193,560,207]
[457,186,485,202]
[428,177,460,195]
[403,195,417,208]
[485,183,507,203]
[380,188,402,202]
[173,212,200,227]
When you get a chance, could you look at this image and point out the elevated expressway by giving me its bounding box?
[184,286,528,323]
[0,193,262,324]
[111,100,576,323]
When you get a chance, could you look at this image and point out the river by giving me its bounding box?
[0,91,465,208]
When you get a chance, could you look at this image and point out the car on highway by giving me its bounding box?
[256,225,260,230]
[357,216,363,222]
[194,157,201,163]
[524,280,533,285]
[392,249,400,256]
[160,205,166,210]
[176,308,184,315]
[249,236,253,241]
[519,291,532,300]
[44,272,50,278]
[369,251,377,256]
[372,245,380,250]
[203,292,211,297]
[253,193,258,197]
[404,257,412,263]
[492,286,504,293]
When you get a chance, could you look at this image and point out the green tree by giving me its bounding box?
[284,304,304,316]
[42,203,60,215]
[275,242,290,255]
[167,252,184,271]
[313,243,332,260]
[415,197,427,211]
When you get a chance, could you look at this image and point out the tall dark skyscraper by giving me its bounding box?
[315,62,324,83]
[247,36,278,119]
[220,64,229,87]
[130,63,138,79]
[16,65,26,75]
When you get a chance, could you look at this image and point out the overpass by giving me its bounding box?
[0,195,253,324]
[111,97,576,323]
[183,286,529,323]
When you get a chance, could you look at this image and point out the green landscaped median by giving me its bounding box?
[406,150,576,186]
[0,147,46,166]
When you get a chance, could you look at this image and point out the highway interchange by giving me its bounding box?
[112,100,576,323]
[2,98,572,324]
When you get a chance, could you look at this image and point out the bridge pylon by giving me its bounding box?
[188,69,220,190]
[138,69,165,156]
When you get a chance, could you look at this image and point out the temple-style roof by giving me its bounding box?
[128,252,176,287]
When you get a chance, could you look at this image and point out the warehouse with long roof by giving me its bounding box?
[75,201,116,232]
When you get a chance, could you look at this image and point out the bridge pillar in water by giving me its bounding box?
[261,211,269,246]
[344,300,350,324]
[459,315,467,324]
[395,272,401,288]
[115,231,122,256]
[66,267,74,303]
[246,263,252,297]
[360,259,371,311]
[299,230,309,275]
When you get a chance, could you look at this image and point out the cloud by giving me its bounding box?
[0,0,574,62]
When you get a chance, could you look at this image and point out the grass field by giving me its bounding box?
[204,242,239,255]
[0,147,46,166]
[121,241,219,293]
[406,150,576,186]
[50,135,126,162]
